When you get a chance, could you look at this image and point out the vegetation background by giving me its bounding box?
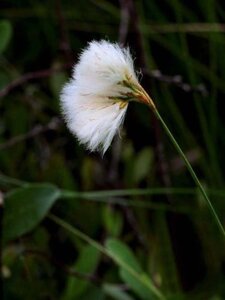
[1,0,225,299]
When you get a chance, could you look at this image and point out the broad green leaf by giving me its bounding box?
[51,217,165,300]
[103,283,134,300]
[62,245,100,300]
[120,270,155,300]
[106,238,142,272]
[0,20,12,54]
[3,183,60,243]
[106,239,159,300]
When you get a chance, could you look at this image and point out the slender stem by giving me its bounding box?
[153,108,225,238]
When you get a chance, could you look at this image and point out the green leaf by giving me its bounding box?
[0,20,12,54]
[106,238,143,272]
[103,283,134,300]
[3,183,60,243]
[62,245,101,300]
[106,238,159,300]
[51,216,165,300]
[120,270,155,300]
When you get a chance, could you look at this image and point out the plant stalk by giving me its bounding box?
[153,108,225,238]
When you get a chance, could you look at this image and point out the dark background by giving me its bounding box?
[1,0,225,299]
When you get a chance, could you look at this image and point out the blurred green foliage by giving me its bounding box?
[1,0,225,299]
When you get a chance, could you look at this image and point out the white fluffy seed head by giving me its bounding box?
[60,40,141,154]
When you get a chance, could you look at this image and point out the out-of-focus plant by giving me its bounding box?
[2,0,225,299]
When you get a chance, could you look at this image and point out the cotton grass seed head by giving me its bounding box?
[60,40,155,154]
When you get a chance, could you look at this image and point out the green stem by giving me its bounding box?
[153,108,225,238]
[49,214,166,300]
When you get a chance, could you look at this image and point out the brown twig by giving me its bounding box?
[0,64,206,102]
[0,117,62,151]
[145,69,208,97]
[0,64,72,99]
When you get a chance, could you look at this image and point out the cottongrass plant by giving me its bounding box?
[61,40,154,154]
[60,40,225,239]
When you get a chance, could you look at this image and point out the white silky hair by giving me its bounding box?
[60,40,139,154]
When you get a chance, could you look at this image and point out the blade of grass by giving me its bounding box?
[199,0,223,187]
[49,214,166,300]
[169,0,223,187]
[60,187,225,200]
